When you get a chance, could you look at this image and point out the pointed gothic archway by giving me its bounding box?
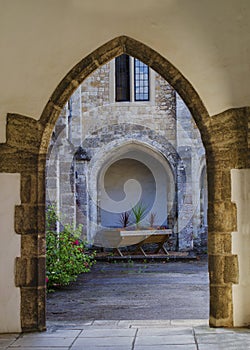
[10,36,243,331]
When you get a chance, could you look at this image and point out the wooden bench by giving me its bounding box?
[94,229,172,256]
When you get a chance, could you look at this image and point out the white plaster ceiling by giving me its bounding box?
[0,0,249,131]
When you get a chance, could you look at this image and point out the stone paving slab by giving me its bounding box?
[135,334,195,346]
[170,319,209,326]
[8,348,68,350]
[194,326,239,334]
[198,345,250,350]
[9,337,75,348]
[0,334,18,349]
[0,340,15,349]
[79,328,137,337]
[119,319,172,327]
[137,327,194,335]
[134,346,197,350]
[72,347,131,350]
[196,332,250,344]
[71,336,134,347]
[2,320,250,350]
[17,329,81,338]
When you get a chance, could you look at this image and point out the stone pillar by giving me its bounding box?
[176,147,193,250]
[206,108,248,327]
[0,114,47,332]
[75,160,89,238]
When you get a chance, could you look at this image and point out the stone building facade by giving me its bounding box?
[46,56,207,251]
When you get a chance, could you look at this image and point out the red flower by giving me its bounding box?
[73,239,80,245]
[46,277,49,283]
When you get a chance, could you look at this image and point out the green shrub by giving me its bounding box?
[46,205,95,292]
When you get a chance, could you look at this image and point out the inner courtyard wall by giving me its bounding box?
[46,59,206,250]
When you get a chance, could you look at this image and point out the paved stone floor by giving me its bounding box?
[3,259,250,348]
[1,320,250,349]
[47,259,209,321]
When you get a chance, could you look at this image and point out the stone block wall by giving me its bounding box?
[46,58,206,250]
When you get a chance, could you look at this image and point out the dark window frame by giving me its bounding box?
[115,55,150,102]
[115,54,130,102]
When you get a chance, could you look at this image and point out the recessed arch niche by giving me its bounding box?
[96,142,175,233]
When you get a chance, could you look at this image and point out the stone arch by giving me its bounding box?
[6,35,247,331]
[39,36,210,154]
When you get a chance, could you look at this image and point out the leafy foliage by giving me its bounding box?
[132,202,148,227]
[46,205,95,292]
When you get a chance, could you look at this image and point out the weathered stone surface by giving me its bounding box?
[209,255,225,284]
[208,201,237,232]
[210,285,232,320]
[15,205,38,234]
[37,287,46,331]
[6,114,42,152]
[15,257,38,287]
[0,150,38,173]
[20,233,46,257]
[224,255,239,284]
[208,232,232,255]
[21,234,38,257]
[16,256,45,288]
[15,204,45,234]
[20,287,39,331]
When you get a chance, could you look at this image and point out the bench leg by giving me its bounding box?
[139,246,147,256]
[155,243,169,255]
[115,248,124,256]
[161,245,169,255]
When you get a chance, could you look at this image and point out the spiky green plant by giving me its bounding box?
[132,202,148,228]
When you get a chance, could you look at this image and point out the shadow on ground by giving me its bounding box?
[46,257,209,321]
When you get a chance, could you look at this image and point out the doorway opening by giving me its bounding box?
[10,36,240,331]
[45,51,209,322]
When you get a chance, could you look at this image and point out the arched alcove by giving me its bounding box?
[97,143,175,234]
[83,139,176,242]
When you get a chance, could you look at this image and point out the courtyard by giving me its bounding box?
[46,257,209,322]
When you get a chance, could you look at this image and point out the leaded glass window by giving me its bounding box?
[134,58,149,101]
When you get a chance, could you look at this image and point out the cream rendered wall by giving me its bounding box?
[0,174,21,333]
[231,169,250,327]
[0,0,250,330]
[0,0,250,127]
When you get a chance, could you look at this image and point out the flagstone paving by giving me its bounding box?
[3,258,249,348]
[1,320,250,349]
